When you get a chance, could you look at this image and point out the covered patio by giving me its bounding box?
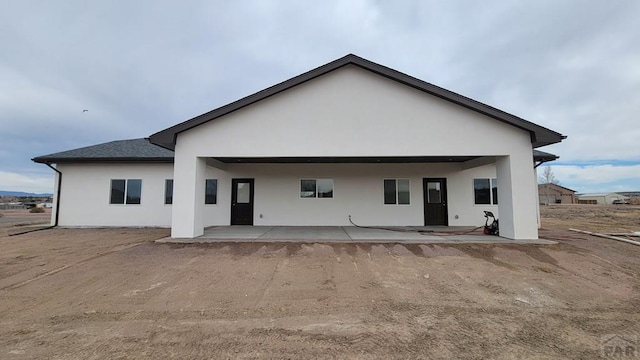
[157,226,556,244]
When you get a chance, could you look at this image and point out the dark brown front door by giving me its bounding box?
[423,178,448,226]
[231,178,254,225]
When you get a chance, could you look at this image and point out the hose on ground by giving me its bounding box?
[348,215,484,236]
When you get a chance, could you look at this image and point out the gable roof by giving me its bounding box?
[32,138,174,164]
[537,183,575,193]
[149,54,566,151]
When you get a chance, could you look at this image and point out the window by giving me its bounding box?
[205,179,217,204]
[300,179,333,198]
[165,179,173,205]
[110,179,142,205]
[474,178,498,205]
[384,179,410,205]
[425,181,441,204]
[110,179,125,204]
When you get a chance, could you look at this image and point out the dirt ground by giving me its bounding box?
[0,206,639,359]
[0,209,51,228]
[540,204,640,233]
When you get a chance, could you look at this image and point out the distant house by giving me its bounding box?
[577,193,630,205]
[32,54,565,240]
[620,191,640,197]
[538,183,576,204]
[620,192,640,204]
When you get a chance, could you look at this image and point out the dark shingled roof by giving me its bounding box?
[32,138,174,164]
[150,53,566,151]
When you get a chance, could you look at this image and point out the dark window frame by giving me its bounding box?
[205,179,218,204]
[110,179,142,205]
[474,178,498,205]
[383,178,410,205]
[165,179,173,205]
[110,179,126,204]
[300,179,334,199]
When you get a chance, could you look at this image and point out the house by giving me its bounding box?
[577,193,630,205]
[33,54,565,240]
[33,138,175,227]
[620,191,640,204]
[538,183,576,204]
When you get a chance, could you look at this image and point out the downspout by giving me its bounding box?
[9,162,61,236]
[45,163,62,227]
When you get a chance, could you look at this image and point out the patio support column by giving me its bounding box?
[496,154,538,240]
[171,155,206,238]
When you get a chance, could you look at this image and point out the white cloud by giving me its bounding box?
[1,0,639,193]
[0,68,92,125]
[0,171,54,194]
[550,164,640,193]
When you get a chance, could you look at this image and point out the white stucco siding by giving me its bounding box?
[171,64,539,239]
[198,163,499,228]
[56,163,173,227]
[176,65,532,159]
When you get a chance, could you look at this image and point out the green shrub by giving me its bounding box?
[29,207,45,213]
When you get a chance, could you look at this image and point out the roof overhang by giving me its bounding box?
[149,54,566,151]
[211,156,481,164]
[533,150,559,168]
[31,138,175,165]
[32,157,174,164]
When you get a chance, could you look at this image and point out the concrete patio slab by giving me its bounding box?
[199,226,273,239]
[344,227,432,241]
[156,226,557,245]
[260,226,350,240]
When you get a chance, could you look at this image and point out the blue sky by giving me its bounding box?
[1,0,639,194]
